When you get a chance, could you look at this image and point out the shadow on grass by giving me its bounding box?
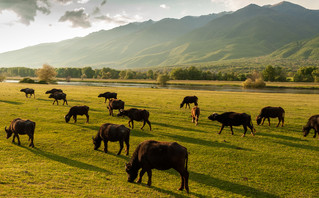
[80,124,100,131]
[153,121,208,133]
[190,171,279,198]
[23,146,111,174]
[0,100,23,105]
[160,132,252,151]
[258,132,303,142]
[150,185,192,198]
[36,98,51,102]
[275,140,319,151]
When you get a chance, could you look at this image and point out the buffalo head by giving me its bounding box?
[208,113,219,121]
[92,136,101,150]
[65,115,71,123]
[256,116,262,125]
[125,163,138,183]
[302,126,311,137]
[4,126,12,139]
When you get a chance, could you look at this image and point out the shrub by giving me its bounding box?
[0,74,5,82]
[19,78,35,84]
[157,74,170,86]
[242,78,266,88]
[36,64,57,83]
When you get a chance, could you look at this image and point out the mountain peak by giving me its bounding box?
[269,1,307,11]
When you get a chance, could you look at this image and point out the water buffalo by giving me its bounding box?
[256,106,285,127]
[98,92,117,103]
[65,106,89,123]
[107,99,125,116]
[303,114,319,138]
[208,112,255,137]
[5,118,35,147]
[45,88,63,94]
[126,140,189,193]
[118,108,151,131]
[180,96,198,108]
[93,123,130,155]
[20,88,35,98]
[49,92,68,105]
[191,106,200,126]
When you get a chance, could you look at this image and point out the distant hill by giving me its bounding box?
[270,35,319,59]
[0,1,319,69]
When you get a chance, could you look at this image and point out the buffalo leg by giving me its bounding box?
[52,100,56,105]
[125,140,129,156]
[146,170,152,186]
[86,114,89,123]
[147,120,152,131]
[268,118,271,126]
[16,134,21,145]
[130,120,134,129]
[281,117,284,127]
[117,141,123,155]
[276,118,281,127]
[248,124,255,136]
[103,140,108,153]
[73,115,77,123]
[56,100,59,105]
[12,134,16,143]
[230,125,234,135]
[137,169,146,183]
[104,98,107,103]
[242,125,247,137]
[218,124,225,134]
[261,117,266,125]
[29,135,34,148]
[141,120,146,130]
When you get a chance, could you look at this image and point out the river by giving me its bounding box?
[5,80,319,94]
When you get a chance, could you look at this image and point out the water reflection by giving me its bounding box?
[5,80,319,94]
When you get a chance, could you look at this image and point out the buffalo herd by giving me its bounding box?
[5,87,319,194]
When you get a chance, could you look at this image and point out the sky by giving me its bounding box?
[0,0,319,54]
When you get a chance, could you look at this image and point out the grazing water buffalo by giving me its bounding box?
[191,106,200,126]
[20,88,35,98]
[49,92,68,105]
[98,92,117,103]
[45,88,63,94]
[180,96,198,108]
[5,118,35,147]
[118,108,151,130]
[126,140,189,193]
[65,106,89,123]
[256,106,285,127]
[107,99,125,116]
[303,114,319,138]
[93,123,130,155]
[208,112,255,137]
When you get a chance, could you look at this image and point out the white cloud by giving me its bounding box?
[77,0,90,4]
[59,7,91,28]
[160,4,170,9]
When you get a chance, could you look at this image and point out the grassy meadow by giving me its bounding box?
[0,82,318,197]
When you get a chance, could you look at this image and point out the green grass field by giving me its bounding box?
[0,83,318,197]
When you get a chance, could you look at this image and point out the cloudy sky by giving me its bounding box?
[0,0,318,53]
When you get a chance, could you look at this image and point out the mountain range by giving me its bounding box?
[1,1,319,69]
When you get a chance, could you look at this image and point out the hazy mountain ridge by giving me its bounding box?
[0,1,319,69]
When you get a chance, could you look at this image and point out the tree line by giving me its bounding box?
[1,65,319,82]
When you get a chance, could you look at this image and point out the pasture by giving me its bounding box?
[0,82,318,197]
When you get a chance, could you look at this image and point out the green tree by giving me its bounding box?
[36,64,57,83]
[82,67,95,78]
[187,66,202,80]
[170,68,187,80]
[293,66,317,82]
[147,70,154,79]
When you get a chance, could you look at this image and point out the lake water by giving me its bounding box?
[5,79,319,94]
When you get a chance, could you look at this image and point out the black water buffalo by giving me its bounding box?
[107,99,125,116]
[191,106,200,126]
[208,112,255,137]
[180,96,198,108]
[93,123,130,155]
[5,118,35,147]
[45,88,63,94]
[303,114,319,138]
[118,108,151,130]
[98,92,117,103]
[49,92,68,105]
[65,106,89,123]
[256,106,285,127]
[20,88,35,98]
[126,140,189,193]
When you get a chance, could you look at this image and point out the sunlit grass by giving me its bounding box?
[0,82,318,197]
